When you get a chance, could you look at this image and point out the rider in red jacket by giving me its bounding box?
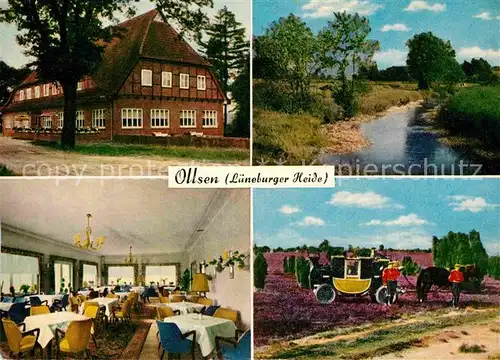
[448,264,464,307]
[382,261,401,306]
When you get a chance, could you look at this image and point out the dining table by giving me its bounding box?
[34,294,63,307]
[80,297,118,317]
[163,313,237,357]
[161,301,205,315]
[24,312,89,348]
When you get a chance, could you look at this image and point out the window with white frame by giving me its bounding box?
[145,265,177,285]
[162,72,172,88]
[180,73,189,89]
[77,81,83,91]
[197,75,206,90]
[43,84,50,97]
[0,253,39,292]
[54,262,73,294]
[121,108,143,128]
[141,69,153,86]
[108,266,134,285]
[57,112,64,128]
[151,109,169,128]
[26,88,32,99]
[180,110,196,128]
[52,84,59,96]
[76,110,85,128]
[92,109,106,128]
[82,264,98,288]
[19,90,24,101]
[202,110,217,128]
[34,86,40,98]
[42,116,52,129]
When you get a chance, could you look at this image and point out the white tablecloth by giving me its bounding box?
[80,298,118,317]
[78,290,90,296]
[24,312,89,348]
[0,302,14,312]
[114,292,130,300]
[163,314,236,357]
[163,302,205,315]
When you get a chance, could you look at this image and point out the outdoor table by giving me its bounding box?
[163,313,237,357]
[24,312,89,348]
[80,297,118,317]
[162,301,205,315]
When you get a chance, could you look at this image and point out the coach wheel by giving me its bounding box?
[315,284,336,304]
[375,285,398,305]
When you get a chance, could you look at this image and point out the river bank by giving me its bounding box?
[322,100,423,155]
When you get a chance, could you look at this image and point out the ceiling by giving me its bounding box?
[0,179,231,255]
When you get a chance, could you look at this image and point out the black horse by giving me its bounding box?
[416,265,481,302]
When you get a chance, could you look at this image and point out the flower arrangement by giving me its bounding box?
[208,251,248,272]
[20,284,30,295]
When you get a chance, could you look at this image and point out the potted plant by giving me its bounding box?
[59,278,65,294]
[181,269,191,291]
[20,284,30,295]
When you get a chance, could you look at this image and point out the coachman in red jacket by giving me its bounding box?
[382,261,401,306]
[448,264,464,307]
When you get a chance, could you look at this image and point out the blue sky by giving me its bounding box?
[0,0,250,68]
[253,178,500,255]
[253,0,500,69]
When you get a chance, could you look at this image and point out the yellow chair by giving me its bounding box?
[55,318,93,359]
[171,295,185,303]
[110,299,131,323]
[106,293,119,299]
[83,303,100,348]
[187,295,200,303]
[83,301,100,312]
[159,295,171,303]
[69,297,80,313]
[30,305,50,316]
[77,294,87,304]
[213,308,238,324]
[156,306,177,320]
[2,318,40,359]
[197,297,213,306]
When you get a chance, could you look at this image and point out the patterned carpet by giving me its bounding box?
[0,317,151,359]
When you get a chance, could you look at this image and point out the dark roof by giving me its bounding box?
[8,9,210,104]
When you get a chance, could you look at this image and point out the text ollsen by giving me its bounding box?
[168,166,336,188]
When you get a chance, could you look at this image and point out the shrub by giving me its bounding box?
[254,252,268,289]
[283,257,288,274]
[287,256,296,274]
[402,256,421,276]
[488,256,500,280]
[295,257,310,288]
[309,95,343,123]
[458,344,486,353]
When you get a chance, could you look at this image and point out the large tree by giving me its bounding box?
[0,0,213,148]
[255,14,317,104]
[229,55,250,138]
[318,12,379,117]
[406,32,462,90]
[0,61,30,105]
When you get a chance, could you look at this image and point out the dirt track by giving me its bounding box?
[0,137,245,176]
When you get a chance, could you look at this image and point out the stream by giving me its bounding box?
[319,106,481,175]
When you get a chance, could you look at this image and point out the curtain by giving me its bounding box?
[0,253,39,292]
[82,264,97,287]
[108,266,134,285]
[145,265,177,284]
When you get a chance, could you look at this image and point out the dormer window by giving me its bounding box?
[180,73,189,89]
[141,69,152,86]
[197,76,206,90]
[34,86,40,98]
[19,90,25,101]
[162,71,172,88]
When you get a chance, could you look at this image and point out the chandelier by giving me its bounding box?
[124,246,135,264]
[74,214,105,251]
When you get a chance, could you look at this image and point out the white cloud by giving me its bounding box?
[328,191,403,209]
[484,241,499,256]
[362,213,430,227]
[279,205,301,215]
[473,12,493,20]
[373,49,408,68]
[296,216,326,226]
[356,229,433,249]
[447,195,500,213]
[458,47,500,67]
[404,1,446,12]
[302,0,383,18]
[381,24,410,32]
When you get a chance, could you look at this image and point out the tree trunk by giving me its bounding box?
[418,78,429,90]
[61,82,78,149]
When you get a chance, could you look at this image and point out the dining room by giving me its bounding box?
[0,179,251,359]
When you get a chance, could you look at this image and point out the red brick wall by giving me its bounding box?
[112,98,224,137]
[120,59,224,101]
[13,131,110,143]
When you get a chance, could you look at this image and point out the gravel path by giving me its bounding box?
[0,137,246,176]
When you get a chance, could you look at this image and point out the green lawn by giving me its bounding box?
[35,141,250,163]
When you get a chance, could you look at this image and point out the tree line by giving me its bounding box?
[0,1,249,146]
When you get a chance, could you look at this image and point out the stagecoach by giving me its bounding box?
[309,255,405,304]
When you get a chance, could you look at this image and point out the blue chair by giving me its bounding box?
[156,321,196,360]
[14,297,27,304]
[203,305,220,316]
[29,296,48,307]
[7,302,29,324]
[216,330,251,360]
[51,294,69,311]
